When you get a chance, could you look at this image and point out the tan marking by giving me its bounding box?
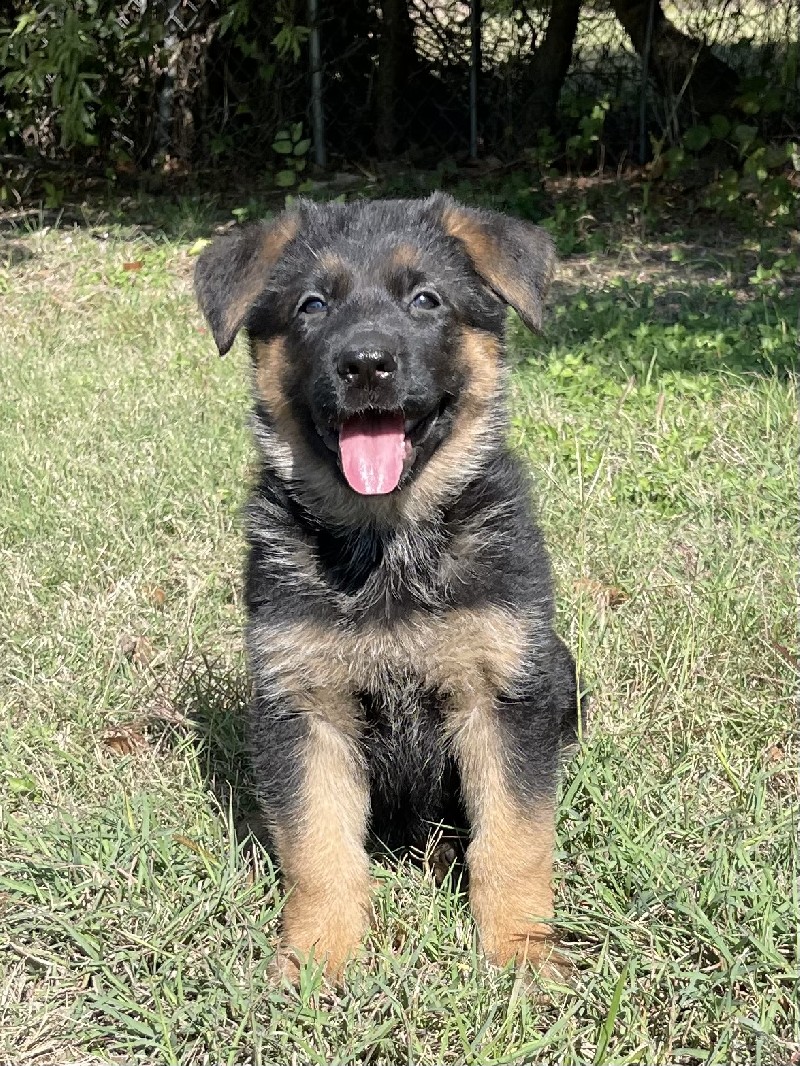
[257,605,551,979]
[452,701,557,972]
[253,326,504,525]
[254,335,288,416]
[249,335,294,423]
[252,336,296,479]
[251,605,530,705]
[441,205,551,332]
[403,327,504,521]
[318,251,346,275]
[426,606,559,970]
[274,716,371,983]
[223,213,298,346]
[388,242,422,269]
[442,207,495,269]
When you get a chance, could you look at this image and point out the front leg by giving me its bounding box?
[452,695,561,973]
[250,688,371,983]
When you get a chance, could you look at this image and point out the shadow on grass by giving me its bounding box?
[2,182,796,382]
[0,183,316,243]
[532,275,799,378]
[160,654,272,854]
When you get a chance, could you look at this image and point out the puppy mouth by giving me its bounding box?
[315,401,447,496]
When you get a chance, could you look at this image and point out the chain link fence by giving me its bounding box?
[1,0,798,170]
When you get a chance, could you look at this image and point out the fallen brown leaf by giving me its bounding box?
[149,586,166,608]
[118,633,155,667]
[573,577,628,610]
[102,725,148,756]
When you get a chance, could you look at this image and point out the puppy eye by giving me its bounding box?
[410,290,441,311]
[298,295,328,316]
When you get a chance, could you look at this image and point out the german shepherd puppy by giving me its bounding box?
[195,193,583,982]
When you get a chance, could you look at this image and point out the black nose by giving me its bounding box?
[337,348,397,388]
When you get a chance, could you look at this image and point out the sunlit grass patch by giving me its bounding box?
[1,215,797,1065]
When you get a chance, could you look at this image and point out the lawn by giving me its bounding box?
[0,194,797,1065]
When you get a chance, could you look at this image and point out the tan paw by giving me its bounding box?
[481,925,572,981]
[271,941,352,987]
[273,910,367,987]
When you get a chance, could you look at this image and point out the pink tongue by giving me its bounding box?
[339,412,406,495]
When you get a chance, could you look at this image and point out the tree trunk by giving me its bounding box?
[376,0,416,157]
[611,0,739,116]
[523,0,583,130]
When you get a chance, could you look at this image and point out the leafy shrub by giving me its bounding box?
[0,1,161,155]
[649,79,799,225]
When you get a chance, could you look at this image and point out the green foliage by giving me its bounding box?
[525,127,561,179]
[217,0,276,86]
[0,0,160,151]
[704,146,798,223]
[561,95,612,168]
[217,0,251,38]
[649,82,799,226]
[271,0,309,62]
[272,122,313,190]
[682,125,710,153]
[541,199,607,257]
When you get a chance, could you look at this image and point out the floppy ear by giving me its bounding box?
[435,194,555,333]
[194,212,298,356]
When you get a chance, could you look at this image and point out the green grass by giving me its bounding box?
[0,204,797,1065]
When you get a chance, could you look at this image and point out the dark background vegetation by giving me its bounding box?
[0,0,798,233]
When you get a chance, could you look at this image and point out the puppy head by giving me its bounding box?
[195,194,554,521]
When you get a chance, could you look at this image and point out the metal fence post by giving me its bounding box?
[308,0,327,169]
[639,0,656,164]
[469,0,482,160]
[155,0,184,159]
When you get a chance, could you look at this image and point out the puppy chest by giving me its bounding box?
[251,606,528,712]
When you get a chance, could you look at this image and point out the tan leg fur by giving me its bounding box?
[273,716,371,983]
[452,700,559,973]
